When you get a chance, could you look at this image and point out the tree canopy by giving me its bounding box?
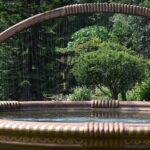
[72,48,147,100]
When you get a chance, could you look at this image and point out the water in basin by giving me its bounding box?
[0,108,150,124]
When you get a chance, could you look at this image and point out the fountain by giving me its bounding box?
[0,100,149,150]
[0,3,150,150]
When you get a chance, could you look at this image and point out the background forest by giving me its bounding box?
[0,0,149,101]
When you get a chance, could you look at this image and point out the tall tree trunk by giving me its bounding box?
[26,0,43,100]
[121,91,127,101]
[112,89,118,100]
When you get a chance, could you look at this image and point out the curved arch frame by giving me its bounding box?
[0,3,150,43]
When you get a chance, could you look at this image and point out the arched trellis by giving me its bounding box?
[0,3,150,43]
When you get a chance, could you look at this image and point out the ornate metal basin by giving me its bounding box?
[0,100,150,150]
[0,2,150,150]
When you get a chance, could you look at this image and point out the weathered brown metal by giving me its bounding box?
[92,100,119,108]
[0,101,150,149]
[0,101,20,111]
[0,120,149,149]
[0,3,149,43]
[0,101,150,110]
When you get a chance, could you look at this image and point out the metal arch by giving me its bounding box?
[0,3,150,43]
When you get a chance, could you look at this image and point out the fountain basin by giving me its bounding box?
[0,100,150,150]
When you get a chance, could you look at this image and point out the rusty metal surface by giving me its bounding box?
[0,101,150,110]
[0,120,149,149]
[0,101,149,149]
[0,3,149,43]
[92,100,119,108]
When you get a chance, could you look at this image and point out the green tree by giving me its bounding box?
[67,26,109,50]
[0,0,63,100]
[110,14,150,58]
[72,47,146,100]
[0,0,79,100]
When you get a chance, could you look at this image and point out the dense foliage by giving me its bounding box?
[68,86,92,101]
[0,0,149,100]
[72,49,146,100]
[138,79,150,101]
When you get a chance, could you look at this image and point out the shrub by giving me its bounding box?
[126,84,141,101]
[68,86,92,101]
[93,86,112,100]
[138,78,150,101]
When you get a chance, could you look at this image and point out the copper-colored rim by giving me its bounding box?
[0,101,150,149]
[0,119,149,149]
[1,100,150,110]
